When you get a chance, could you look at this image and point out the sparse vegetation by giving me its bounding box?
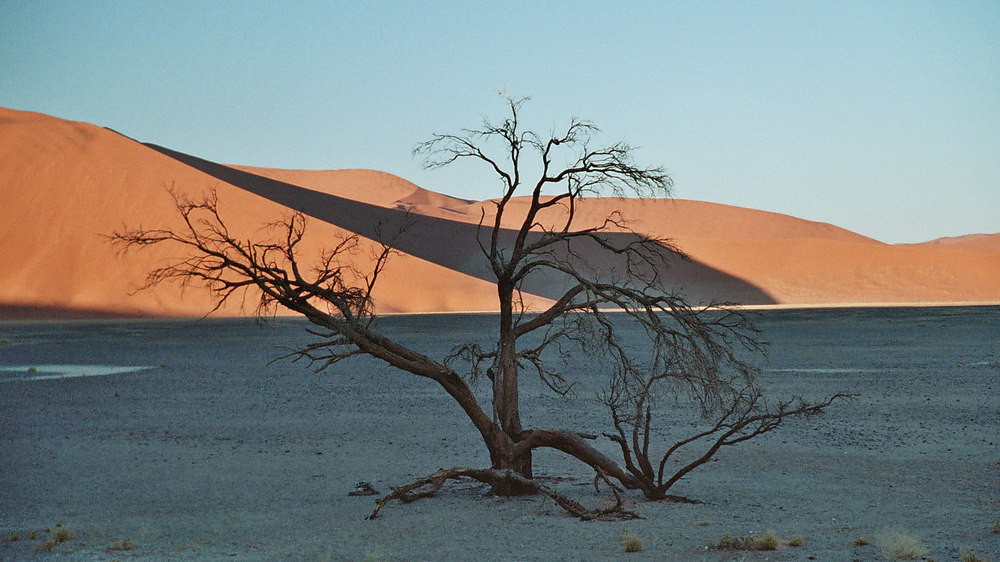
[715,534,755,550]
[756,531,779,550]
[36,524,75,552]
[621,530,643,553]
[788,535,804,547]
[853,535,874,546]
[108,538,136,551]
[0,338,10,345]
[713,531,780,551]
[8,532,20,542]
[960,548,986,562]
[875,528,929,561]
[992,521,1000,534]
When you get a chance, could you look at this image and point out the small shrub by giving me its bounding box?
[961,549,986,562]
[992,521,1000,534]
[621,530,643,553]
[8,532,20,542]
[109,538,136,551]
[36,525,74,552]
[853,535,874,546]
[715,534,752,550]
[756,531,779,551]
[876,528,928,561]
[54,525,74,540]
[788,535,805,547]
[713,532,781,551]
[0,338,10,345]
[960,549,984,562]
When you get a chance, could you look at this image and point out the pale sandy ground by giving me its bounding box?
[1,307,998,561]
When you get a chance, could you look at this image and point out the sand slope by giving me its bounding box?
[1,107,998,319]
[0,109,518,318]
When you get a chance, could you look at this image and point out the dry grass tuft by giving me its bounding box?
[756,531,779,551]
[621,530,643,553]
[875,528,929,561]
[714,534,751,550]
[108,538,136,551]
[713,531,780,551]
[960,549,986,562]
[853,535,874,546]
[788,535,805,547]
[36,524,75,552]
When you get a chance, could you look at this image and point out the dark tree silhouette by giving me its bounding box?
[114,95,842,518]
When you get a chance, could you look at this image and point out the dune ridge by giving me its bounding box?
[1,107,998,319]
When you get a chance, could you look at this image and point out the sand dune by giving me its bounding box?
[0,109,518,318]
[1,107,998,319]
[918,233,1000,252]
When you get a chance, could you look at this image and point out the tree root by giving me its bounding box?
[365,467,643,521]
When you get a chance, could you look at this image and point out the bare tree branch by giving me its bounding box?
[114,94,846,513]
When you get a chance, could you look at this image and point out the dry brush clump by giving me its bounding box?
[35,523,75,552]
[712,530,782,551]
[960,548,986,562]
[108,538,136,551]
[875,528,929,561]
[853,534,874,546]
[621,530,643,553]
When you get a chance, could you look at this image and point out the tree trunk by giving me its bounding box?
[490,279,535,495]
[488,445,535,496]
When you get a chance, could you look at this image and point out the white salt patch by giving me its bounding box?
[0,364,155,382]
[768,368,878,374]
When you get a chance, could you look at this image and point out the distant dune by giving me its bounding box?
[1,107,998,319]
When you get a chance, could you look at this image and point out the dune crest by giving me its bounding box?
[917,233,1000,252]
[1,107,998,319]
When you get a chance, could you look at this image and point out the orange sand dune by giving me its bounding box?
[0,108,527,318]
[918,233,1000,252]
[382,192,999,306]
[1,107,998,319]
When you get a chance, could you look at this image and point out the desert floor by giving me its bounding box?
[1,307,998,561]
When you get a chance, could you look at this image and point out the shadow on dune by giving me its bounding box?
[0,304,151,321]
[141,143,776,306]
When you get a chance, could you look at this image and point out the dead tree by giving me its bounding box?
[113,95,842,514]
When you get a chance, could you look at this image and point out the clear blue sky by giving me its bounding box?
[2,1,997,243]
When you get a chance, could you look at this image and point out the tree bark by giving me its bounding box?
[488,447,534,495]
